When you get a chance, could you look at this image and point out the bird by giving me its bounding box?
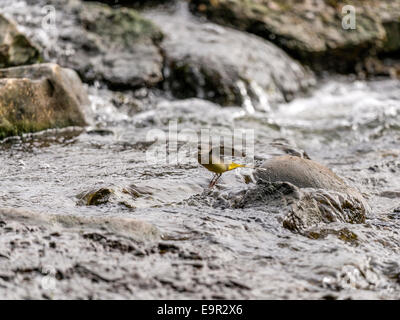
[197,144,249,188]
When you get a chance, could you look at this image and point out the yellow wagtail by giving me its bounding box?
[197,145,248,188]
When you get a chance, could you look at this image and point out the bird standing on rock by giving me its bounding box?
[197,144,248,188]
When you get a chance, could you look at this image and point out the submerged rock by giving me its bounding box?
[235,181,367,232]
[77,187,130,207]
[0,63,90,139]
[282,184,367,232]
[77,179,204,209]
[254,156,361,196]
[190,0,400,74]
[59,1,164,88]
[145,3,314,109]
[0,14,41,68]
[0,207,160,242]
[250,156,368,231]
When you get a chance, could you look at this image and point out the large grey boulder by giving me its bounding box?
[190,0,400,74]
[145,3,314,109]
[60,1,164,88]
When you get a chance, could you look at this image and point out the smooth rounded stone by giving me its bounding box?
[0,207,160,241]
[145,2,314,109]
[77,180,204,209]
[238,156,369,231]
[254,155,368,204]
[0,14,41,68]
[190,0,400,74]
[255,155,359,195]
[0,63,91,139]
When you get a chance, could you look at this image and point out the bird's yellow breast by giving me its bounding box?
[201,162,230,174]
[198,153,229,173]
[198,153,245,174]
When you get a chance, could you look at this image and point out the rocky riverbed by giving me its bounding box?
[0,0,400,299]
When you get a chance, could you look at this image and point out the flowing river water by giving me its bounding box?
[1,1,400,299]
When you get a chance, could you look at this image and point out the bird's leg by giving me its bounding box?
[209,173,218,188]
[209,173,222,188]
[213,173,222,187]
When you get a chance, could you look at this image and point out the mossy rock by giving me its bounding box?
[0,63,90,139]
[0,14,41,68]
[81,188,114,206]
[190,0,400,74]
[77,187,136,208]
[80,2,163,43]
[56,1,164,88]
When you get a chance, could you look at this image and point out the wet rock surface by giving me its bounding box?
[0,63,89,138]
[77,179,204,209]
[281,185,367,232]
[0,208,164,299]
[0,14,41,68]
[255,155,363,196]
[69,1,164,88]
[235,181,367,232]
[145,3,314,108]
[190,0,400,74]
[0,207,160,241]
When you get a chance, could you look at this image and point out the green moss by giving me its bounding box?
[0,14,41,68]
[337,228,358,242]
[305,227,358,244]
[383,20,400,52]
[0,118,57,140]
[10,34,41,66]
[85,188,114,206]
[81,3,163,44]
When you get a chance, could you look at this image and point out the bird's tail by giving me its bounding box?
[228,163,252,171]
